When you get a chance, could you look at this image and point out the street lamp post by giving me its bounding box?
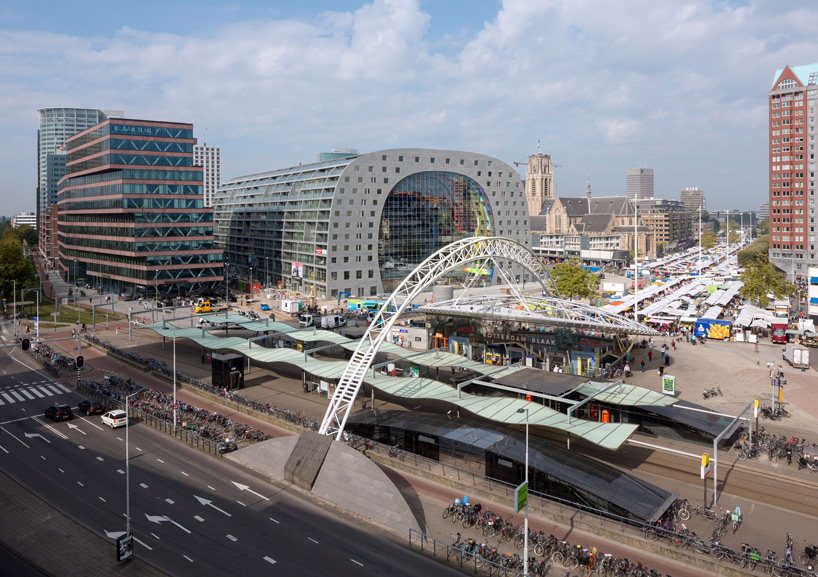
[516,407,529,576]
[632,199,639,322]
[125,391,140,540]
[698,206,702,277]
[265,257,269,290]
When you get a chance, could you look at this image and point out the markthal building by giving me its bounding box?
[213,149,532,298]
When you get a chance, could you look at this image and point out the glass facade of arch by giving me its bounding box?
[378,172,494,291]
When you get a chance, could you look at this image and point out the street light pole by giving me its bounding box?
[173,326,177,430]
[125,391,139,537]
[517,407,529,576]
[632,199,638,322]
[698,206,702,277]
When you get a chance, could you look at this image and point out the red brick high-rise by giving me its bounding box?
[768,64,818,282]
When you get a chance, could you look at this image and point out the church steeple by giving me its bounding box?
[586,174,592,198]
[524,152,553,215]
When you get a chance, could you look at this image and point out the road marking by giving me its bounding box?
[269,517,279,523]
[58,468,64,473]
[165,498,175,505]
[194,495,232,516]
[54,383,71,393]
[183,555,194,563]
[28,387,44,398]
[231,481,269,500]
[99,497,106,503]
[10,391,25,402]
[194,515,205,522]
[1,393,14,404]
[263,556,277,565]
[157,458,165,463]
[308,537,319,544]
[45,385,63,396]
[207,485,216,491]
[117,469,125,475]
[237,500,246,506]
[145,514,191,534]
[24,432,52,443]
[133,537,153,551]
[37,386,54,397]
[96,456,104,461]
[19,389,35,400]
[77,481,84,487]
[0,445,8,454]
[40,455,46,460]
[226,534,238,542]
[151,533,160,540]
[0,398,5,405]
[351,559,364,566]
[140,483,149,489]
[136,447,143,452]
[181,471,189,476]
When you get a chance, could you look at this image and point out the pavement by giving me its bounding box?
[7,264,818,576]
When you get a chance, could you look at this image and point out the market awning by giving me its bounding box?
[750,319,769,328]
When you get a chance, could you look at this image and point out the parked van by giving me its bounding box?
[321,315,347,329]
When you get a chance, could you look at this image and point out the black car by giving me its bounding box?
[77,399,106,415]
[44,403,73,421]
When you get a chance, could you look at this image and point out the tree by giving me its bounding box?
[0,237,36,302]
[739,255,791,307]
[656,242,666,256]
[737,235,769,266]
[550,258,599,300]
[701,231,717,249]
[16,225,38,246]
[756,221,769,236]
[711,219,720,234]
[728,230,740,244]
[701,210,711,222]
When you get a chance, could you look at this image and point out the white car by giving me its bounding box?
[101,410,128,428]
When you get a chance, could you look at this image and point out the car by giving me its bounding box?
[77,399,107,415]
[44,403,73,421]
[101,410,128,428]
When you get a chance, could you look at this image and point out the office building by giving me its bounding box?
[37,108,123,262]
[626,168,654,200]
[57,118,223,296]
[524,153,555,216]
[12,212,36,228]
[193,145,221,207]
[758,202,769,221]
[680,188,705,212]
[768,63,818,281]
[214,149,531,299]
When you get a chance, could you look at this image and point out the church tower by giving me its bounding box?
[524,153,554,215]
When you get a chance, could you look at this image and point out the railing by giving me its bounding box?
[408,529,525,577]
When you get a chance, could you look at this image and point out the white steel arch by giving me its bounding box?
[319,236,558,439]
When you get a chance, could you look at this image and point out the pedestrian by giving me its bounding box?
[671,340,676,350]
[664,352,670,365]
[659,365,665,377]
[641,360,645,373]
[754,343,759,354]
[648,350,653,362]
[115,324,120,335]
[624,362,631,377]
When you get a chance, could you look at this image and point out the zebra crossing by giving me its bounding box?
[0,382,72,405]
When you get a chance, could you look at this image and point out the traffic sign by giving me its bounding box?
[700,453,711,479]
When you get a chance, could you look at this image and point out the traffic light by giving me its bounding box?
[21,338,30,351]
[76,356,84,369]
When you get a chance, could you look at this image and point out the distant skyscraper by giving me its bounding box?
[626,168,654,200]
[194,145,221,207]
[680,187,705,212]
[524,153,554,215]
[37,107,123,263]
[768,63,818,282]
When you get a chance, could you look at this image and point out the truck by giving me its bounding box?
[773,299,790,319]
[694,318,732,340]
[192,300,229,314]
[771,321,788,344]
[298,314,315,328]
[321,315,346,329]
[783,343,810,369]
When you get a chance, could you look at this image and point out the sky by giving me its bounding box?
[1,0,817,215]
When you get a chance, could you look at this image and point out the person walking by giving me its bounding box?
[115,324,120,335]
[641,360,645,373]
[754,343,759,354]
[648,349,653,362]
[659,364,665,377]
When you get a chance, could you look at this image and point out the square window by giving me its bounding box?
[415,157,419,162]
[344,271,350,280]
[431,157,435,163]
[398,155,403,161]
[382,166,387,172]
[460,159,464,165]
[382,155,387,161]
[395,167,400,173]
[445,158,450,164]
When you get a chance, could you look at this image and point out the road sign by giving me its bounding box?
[514,481,528,513]
[700,453,711,479]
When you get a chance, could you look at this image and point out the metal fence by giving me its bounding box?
[408,529,525,577]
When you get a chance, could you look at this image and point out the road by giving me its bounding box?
[0,351,462,577]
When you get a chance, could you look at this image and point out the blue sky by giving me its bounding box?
[1,0,816,215]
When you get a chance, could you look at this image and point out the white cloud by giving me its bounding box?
[1,0,817,211]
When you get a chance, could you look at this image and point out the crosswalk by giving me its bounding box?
[0,383,72,405]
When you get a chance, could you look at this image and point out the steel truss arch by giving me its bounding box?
[319,236,558,439]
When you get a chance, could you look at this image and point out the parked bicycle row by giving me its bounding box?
[83,334,151,369]
[731,427,818,469]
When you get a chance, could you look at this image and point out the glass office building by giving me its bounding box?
[57,118,223,296]
[214,149,530,298]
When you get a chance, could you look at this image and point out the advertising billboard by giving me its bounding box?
[291,262,304,279]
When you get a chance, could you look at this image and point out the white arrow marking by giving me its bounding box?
[194,495,232,517]
[263,556,277,565]
[231,481,269,500]
[144,514,192,534]
[24,432,51,443]
[105,529,126,539]
[66,423,87,435]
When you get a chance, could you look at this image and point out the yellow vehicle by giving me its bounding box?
[193,301,213,313]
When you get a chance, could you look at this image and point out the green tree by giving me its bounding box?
[737,235,769,266]
[701,210,711,222]
[701,231,717,249]
[16,225,38,246]
[550,258,599,300]
[728,230,740,244]
[656,242,666,256]
[756,221,769,236]
[739,255,791,307]
[0,237,36,302]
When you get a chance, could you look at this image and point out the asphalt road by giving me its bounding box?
[0,354,463,577]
